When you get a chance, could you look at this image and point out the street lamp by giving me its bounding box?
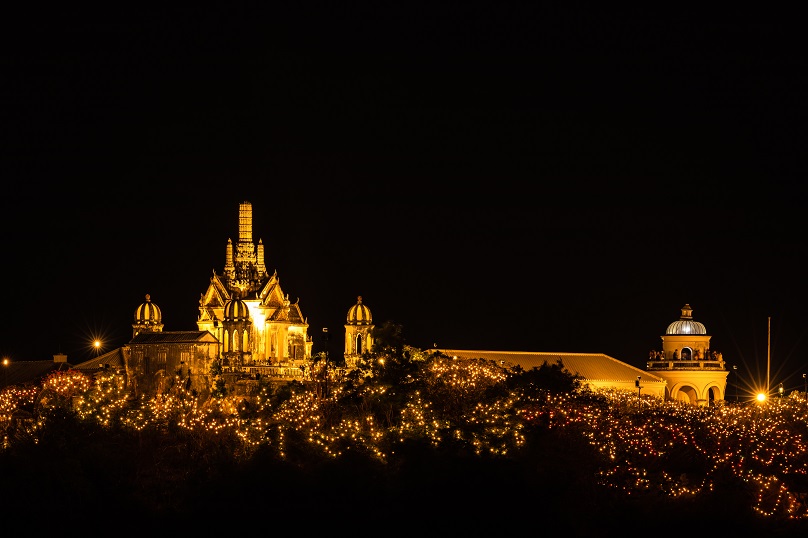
[2,357,8,388]
[733,365,738,402]
[778,382,784,399]
[803,373,806,396]
[322,328,329,397]
[635,376,642,405]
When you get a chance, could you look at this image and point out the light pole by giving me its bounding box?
[322,328,329,398]
[2,357,8,388]
[803,373,806,396]
[635,376,642,406]
[779,382,784,399]
[733,365,738,402]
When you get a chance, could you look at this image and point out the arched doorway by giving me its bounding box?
[675,385,699,404]
[707,386,721,405]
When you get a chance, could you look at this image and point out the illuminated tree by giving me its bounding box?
[209,359,227,399]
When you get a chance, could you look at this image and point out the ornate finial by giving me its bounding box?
[145,294,151,302]
[358,295,362,303]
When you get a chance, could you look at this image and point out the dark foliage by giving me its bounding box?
[507,357,584,395]
[3,346,808,534]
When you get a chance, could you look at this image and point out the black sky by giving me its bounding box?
[2,5,806,389]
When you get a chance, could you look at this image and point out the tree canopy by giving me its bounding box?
[2,325,807,534]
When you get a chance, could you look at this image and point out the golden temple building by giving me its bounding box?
[4,200,728,408]
[196,201,313,369]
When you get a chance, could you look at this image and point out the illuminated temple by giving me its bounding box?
[2,200,727,407]
[82,200,374,398]
[196,201,313,367]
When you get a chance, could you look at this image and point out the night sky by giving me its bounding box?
[2,5,806,389]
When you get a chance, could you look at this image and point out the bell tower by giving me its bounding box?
[646,304,728,406]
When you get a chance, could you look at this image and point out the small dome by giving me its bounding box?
[134,294,162,326]
[347,296,372,325]
[224,297,251,322]
[665,304,707,335]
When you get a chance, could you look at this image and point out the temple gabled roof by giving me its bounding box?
[201,272,231,308]
[72,347,129,372]
[0,360,73,389]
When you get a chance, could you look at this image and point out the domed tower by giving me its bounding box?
[132,294,163,338]
[344,296,374,368]
[222,295,253,368]
[646,304,728,406]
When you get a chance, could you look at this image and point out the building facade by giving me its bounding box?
[344,295,374,368]
[441,304,729,406]
[67,202,726,407]
[646,303,729,405]
[196,201,313,369]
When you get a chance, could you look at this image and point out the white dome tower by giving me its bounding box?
[647,304,729,406]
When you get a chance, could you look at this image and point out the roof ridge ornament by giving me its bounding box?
[680,304,693,319]
[666,304,706,335]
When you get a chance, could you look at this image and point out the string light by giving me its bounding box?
[2,357,808,522]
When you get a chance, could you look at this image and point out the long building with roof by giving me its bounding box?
[438,304,729,406]
[435,349,667,398]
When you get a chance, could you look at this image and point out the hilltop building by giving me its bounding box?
[440,304,729,406]
[196,201,313,367]
[646,303,729,405]
[0,200,728,409]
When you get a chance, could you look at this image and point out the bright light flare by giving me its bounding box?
[757,392,767,403]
